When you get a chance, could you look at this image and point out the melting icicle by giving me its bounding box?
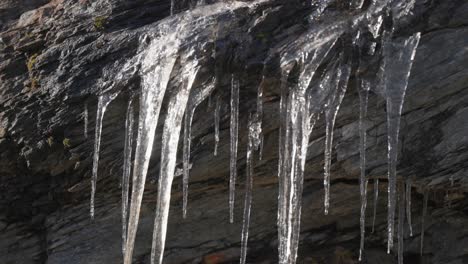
[257,77,264,160]
[122,96,136,255]
[358,78,370,261]
[183,81,215,218]
[323,56,352,215]
[406,178,413,236]
[383,33,420,253]
[240,113,261,264]
[278,39,337,264]
[123,36,179,264]
[170,0,174,16]
[150,62,200,264]
[420,188,429,257]
[91,92,119,219]
[214,96,220,156]
[84,101,88,138]
[397,180,405,264]
[229,74,239,224]
[372,178,379,233]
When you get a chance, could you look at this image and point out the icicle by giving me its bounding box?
[84,101,88,138]
[277,72,289,179]
[91,92,119,219]
[397,180,405,264]
[183,81,215,218]
[240,113,261,264]
[383,33,420,253]
[257,77,264,161]
[214,96,220,156]
[420,188,429,257]
[323,56,352,215]
[406,178,413,236]
[122,96,135,255]
[229,74,239,224]
[170,0,174,16]
[150,63,200,264]
[123,43,178,264]
[372,178,379,233]
[358,78,370,261]
[278,40,337,264]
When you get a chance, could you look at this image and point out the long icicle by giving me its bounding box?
[84,101,88,139]
[183,81,215,218]
[323,55,352,215]
[240,114,259,264]
[214,95,220,156]
[229,74,240,224]
[278,40,337,264]
[406,178,413,236]
[122,96,135,255]
[150,63,200,264]
[383,33,420,253]
[397,180,405,264]
[420,188,429,257]
[358,78,370,261]
[91,92,119,219]
[124,51,178,264]
[257,76,264,161]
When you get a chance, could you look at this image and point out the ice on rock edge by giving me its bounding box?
[87,1,427,263]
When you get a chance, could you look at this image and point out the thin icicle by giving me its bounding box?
[124,41,179,264]
[229,74,240,224]
[358,78,370,261]
[150,62,200,264]
[240,113,261,264]
[183,81,215,218]
[397,180,405,264]
[372,178,379,233]
[323,56,352,215]
[383,33,420,253]
[214,96,220,156]
[170,0,174,16]
[420,188,429,257]
[257,76,264,161]
[122,96,135,255]
[91,92,119,219]
[406,178,413,236]
[84,101,88,138]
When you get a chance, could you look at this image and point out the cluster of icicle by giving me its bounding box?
[87,1,425,264]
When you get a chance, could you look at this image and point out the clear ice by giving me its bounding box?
[240,113,261,264]
[383,33,420,253]
[214,95,220,156]
[150,61,200,264]
[406,178,413,236]
[122,96,136,255]
[91,92,119,219]
[183,80,216,218]
[229,74,240,224]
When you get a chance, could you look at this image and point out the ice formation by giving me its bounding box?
[229,74,240,223]
[87,1,424,263]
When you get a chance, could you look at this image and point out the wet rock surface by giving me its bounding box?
[1,0,468,263]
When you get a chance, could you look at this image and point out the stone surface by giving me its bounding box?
[0,0,468,263]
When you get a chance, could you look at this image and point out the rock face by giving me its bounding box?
[1,0,468,263]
